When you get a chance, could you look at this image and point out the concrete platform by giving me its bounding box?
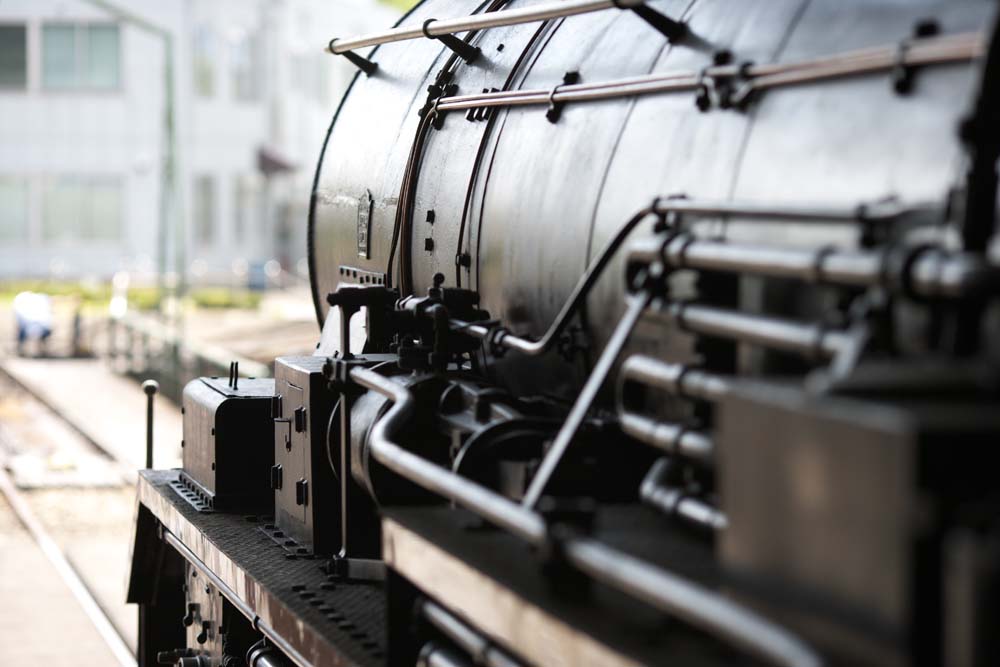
[0,357,182,474]
[0,493,121,666]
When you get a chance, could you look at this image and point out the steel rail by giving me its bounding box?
[432,32,981,112]
[328,0,645,54]
[162,531,312,667]
[0,466,137,667]
[350,366,822,667]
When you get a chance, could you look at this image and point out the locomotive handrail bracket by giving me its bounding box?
[132,469,386,667]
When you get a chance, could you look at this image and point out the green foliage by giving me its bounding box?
[0,281,259,312]
[378,0,419,12]
[0,280,113,306]
[189,288,261,310]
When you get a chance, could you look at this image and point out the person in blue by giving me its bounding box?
[12,291,53,356]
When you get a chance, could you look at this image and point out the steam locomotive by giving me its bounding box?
[129,1,1000,665]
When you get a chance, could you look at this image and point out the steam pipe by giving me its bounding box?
[649,302,851,360]
[627,236,1000,299]
[619,413,714,462]
[349,367,822,667]
[419,643,474,667]
[451,207,656,355]
[420,600,524,667]
[640,459,728,531]
[620,356,731,403]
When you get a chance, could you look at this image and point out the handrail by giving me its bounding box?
[327,0,645,54]
[432,32,981,112]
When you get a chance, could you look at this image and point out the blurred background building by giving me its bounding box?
[0,0,398,286]
[0,2,408,659]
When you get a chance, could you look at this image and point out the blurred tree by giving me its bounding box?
[379,0,419,11]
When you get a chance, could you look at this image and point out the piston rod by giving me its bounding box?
[328,0,646,54]
[349,366,821,667]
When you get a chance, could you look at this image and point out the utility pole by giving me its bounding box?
[79,0,183,316]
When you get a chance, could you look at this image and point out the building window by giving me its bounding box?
[42,23,120,90]
[42,177,122,243]
[291,52,331,106]
[0,177,29,241]
[230,28,260,102]
[193,176,216,245]
[0,25,27,89]
[192,25,215,98]
[233,175,261,245]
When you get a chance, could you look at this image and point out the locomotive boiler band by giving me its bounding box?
[130,1,1000,666]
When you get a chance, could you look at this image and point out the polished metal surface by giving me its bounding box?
[311,0,995,401]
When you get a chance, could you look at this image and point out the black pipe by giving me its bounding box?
[142,379,159,469]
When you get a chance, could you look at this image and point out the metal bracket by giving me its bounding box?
[612,0,686,42]
[422,18,481,64]
[892,19,940,95]
[328,40,378,76]
[546,71,580,124]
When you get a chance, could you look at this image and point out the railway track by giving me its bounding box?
[0,370,139,665]
[0,466,136,667]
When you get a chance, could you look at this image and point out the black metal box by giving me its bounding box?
[272,356,338,554]
[717,378,1000,664]
[180,377,275,512]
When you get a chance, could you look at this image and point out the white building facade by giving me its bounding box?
[0,0,397,282]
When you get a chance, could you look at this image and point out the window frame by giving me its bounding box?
[193,174,218,247]
[0,23,29,91]
[0,175,31,243]
[41,21,122,93]
[41,174,125,245]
